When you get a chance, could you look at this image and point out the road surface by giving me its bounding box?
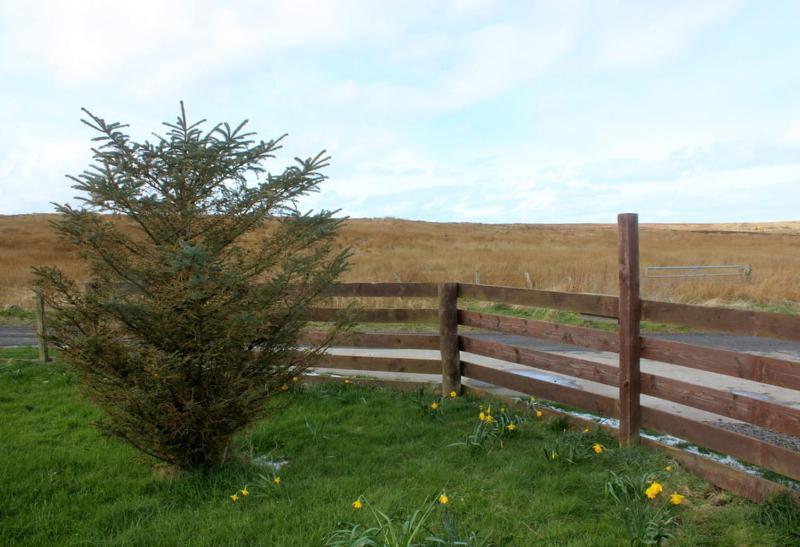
[4,325,799,451]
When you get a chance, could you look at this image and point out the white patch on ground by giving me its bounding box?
[515,397,800,491]
[251,456,289,470]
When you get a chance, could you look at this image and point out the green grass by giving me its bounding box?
[1,350,796,546]
[469,301,696,334]
[746,300,800,315]
[0,346,43,362]
[0,306,37,326]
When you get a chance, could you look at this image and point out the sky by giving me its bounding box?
[1,0,799,223]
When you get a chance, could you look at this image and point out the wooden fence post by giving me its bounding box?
[618,213,641,446]
[34,292,50,363]
[438,282,461,395]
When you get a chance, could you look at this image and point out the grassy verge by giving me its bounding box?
[463,301,696,334]
[0,306,37,326]
[2,349,798,545]
[309,300,692,335]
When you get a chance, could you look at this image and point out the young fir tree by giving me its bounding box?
[33,104,352,469]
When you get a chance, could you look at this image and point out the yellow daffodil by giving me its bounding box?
[535,410,543,418]
[645,481,663,500]
[593,443,604,454]
[670,493,685,505]
[500,406,506,413]
[438,494,449,505]
[292,376,300,382]
[449,390,458,398]
[344,379,352,384]
[665,465,673,473]
[281,384,289,391]
[230,494,239,503]
[352,499,363,510]
[486,406,492,414]
[430,401,439,410]
[479,411,487,422]
[240,487,249,497]
[583,428,590,433]
[273,476,281,485]
[485,414,494,423]
[506,423,517,431]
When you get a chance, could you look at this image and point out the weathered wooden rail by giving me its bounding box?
[302,214,800,502]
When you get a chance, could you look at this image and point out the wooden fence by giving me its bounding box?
[33,214,799,501]
[300,214,800,502]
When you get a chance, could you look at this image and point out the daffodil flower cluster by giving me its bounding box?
[424,390,459,417]
[229,485,250,504]
[330,491,470,545]
[606,467,687,544]
[644,480,683,505]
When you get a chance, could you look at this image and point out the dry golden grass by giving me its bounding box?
[2,214,799,309]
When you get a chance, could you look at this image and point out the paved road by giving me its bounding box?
[0,326,38,347]
[5,325,799,358]
[5,325,799,450]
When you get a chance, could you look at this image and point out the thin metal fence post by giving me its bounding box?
[34,292,50,363]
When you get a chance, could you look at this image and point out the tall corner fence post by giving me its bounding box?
[617,213,641,447]
[438,282,461,395]
[33,291,50,363]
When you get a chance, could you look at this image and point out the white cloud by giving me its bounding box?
[783,120,800,146]
[449,0,501,12]
[0,131,90,213]
[450,203,508,219]
[0,0,397,98]
[595,0,741,68]
[326,147,462,200]
[0,0,796,223]
[328,18,575,115]
[436,23,573,110]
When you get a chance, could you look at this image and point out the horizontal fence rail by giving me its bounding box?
[642,300,800,342]
[457,333,800,457]
[306,308,438,323]
[641,407,800,482]
[461,360,620,418]
[458,309,619,353]
[639,371,800,438]
[456,354,800,483]
[641,336,800,391]
[458,283,620,318]
[300,331,439,350]
[316,354,440,375]
[460,335,619,387]
[322,282,438,298]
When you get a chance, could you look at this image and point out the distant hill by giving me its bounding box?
[2,214,798,309]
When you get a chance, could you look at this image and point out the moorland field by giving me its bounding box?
[1,214,799,310]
